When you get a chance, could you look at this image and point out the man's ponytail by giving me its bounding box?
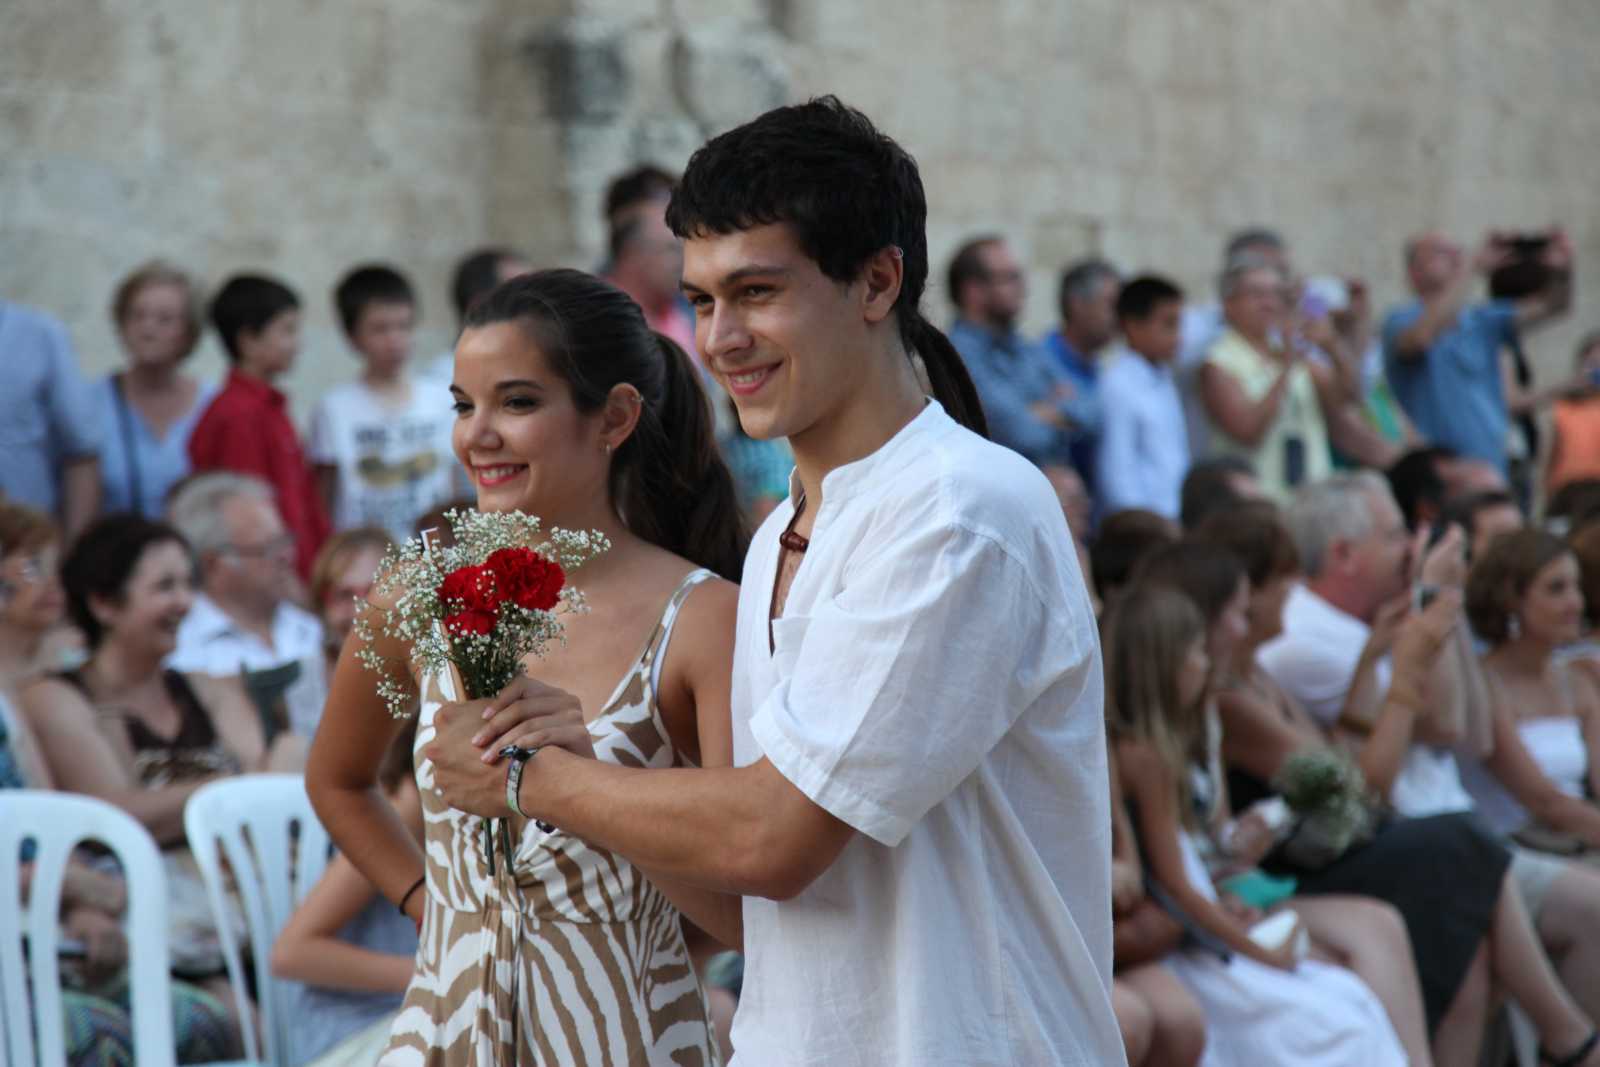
[907,312,989,438]
[615,334,749,582]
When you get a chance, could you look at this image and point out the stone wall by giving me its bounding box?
[4,0,1597,413]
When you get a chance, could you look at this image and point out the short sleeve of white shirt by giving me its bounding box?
[750,497,1081,848]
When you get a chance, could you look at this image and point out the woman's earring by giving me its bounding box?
[602,442,613,455]
[1509,614,1523,640]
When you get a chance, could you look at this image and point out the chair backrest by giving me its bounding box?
[0,790,175,1067]
[184,774,330,1067]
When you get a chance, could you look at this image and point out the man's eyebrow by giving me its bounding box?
[681,264,792,294]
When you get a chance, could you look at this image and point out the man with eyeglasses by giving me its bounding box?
[166,472,327,747]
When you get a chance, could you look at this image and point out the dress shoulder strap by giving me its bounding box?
[641,569,716,673]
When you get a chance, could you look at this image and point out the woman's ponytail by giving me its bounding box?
[907,312,989,438]
[612,333,749,581]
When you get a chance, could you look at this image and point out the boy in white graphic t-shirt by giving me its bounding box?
[309,265,459,541]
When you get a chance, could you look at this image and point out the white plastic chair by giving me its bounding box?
[0,790,176,1067]
[184,774,331,1067]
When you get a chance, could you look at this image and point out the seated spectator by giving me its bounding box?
[1446,488,1524,563]
[0,299,103,540]
[1044,465,1098,612]
[1571,522,1600,647]
[1384,230,1574,474]
[1198,254,1342,502]
[18,514,297,1017]
[1090,509,1179,610]
[187,273,330,577]
[95,261,216,518]
[1549,332,1600,495]
[309,527,394,674]
[271,720,420,1067]
[1104,584,1413,1066]
[947,236,1089,467]
[310,265,457,542]
[1464,530,1600,847]
[1096,275,1188,519]
[1386,445,1509,532]
[1550,480,1600,538]
[1262,473,1600,1028]
[168,472,328,743]
[1179,456,1265,530]
[1043,258,1120,486]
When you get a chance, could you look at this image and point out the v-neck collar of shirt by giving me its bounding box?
[784,399,949,515]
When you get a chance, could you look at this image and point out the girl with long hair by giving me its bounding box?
[307,269,747,1064]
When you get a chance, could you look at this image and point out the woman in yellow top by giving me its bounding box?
[1200,257,1350,502]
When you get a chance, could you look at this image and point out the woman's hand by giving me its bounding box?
[63,905,128,986]
[426,698,509,817]
[469,678,593,764]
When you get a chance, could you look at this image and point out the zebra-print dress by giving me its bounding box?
[380,569,722,1066]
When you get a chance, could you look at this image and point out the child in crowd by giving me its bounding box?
[1104,583,1412,1066]
[271,720,421,1067]
[1096,275,1190,520]
[188,274,329,578]
[1547,332,1600,494]
[310,266,458,543]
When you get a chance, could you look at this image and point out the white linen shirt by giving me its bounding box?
[728,402,1124,1067]
[1258,583,1474,817]
[1094,350,1190,519]
[168,593,329,740]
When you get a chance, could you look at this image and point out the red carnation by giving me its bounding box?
[445,606,498,637]
[439,564,503,639]
[484,547,565,612]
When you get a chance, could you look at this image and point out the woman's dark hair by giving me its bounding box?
[1090,509,1179,604]
[464,269,748,581]
[1179,456,1257,530]
[666,95,988,437]
[1192,501,1300,588]
[61,514,191,649]
[1465,528,1572,644]
[1131,539,1248,626]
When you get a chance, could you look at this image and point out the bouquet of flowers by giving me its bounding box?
[1271,747,1377,869]
[354,508,609,717]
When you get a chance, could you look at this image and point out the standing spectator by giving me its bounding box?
[603,163,677,232]
[607,210,697,357]
[1199,255,1342,502]
[95,261,216,518]
[948,235,1088,467]
[1044,258,1120,486]
[0,299,102,539]
[168,473,327,744]
[187,274,329,578]
[309,265,457,542]
[1384,229,1574,473]
[1548,333,1600,494]
[1096,275,1188,519]
[422,247,533,384]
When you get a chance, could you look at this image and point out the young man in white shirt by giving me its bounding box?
[422,96,1124,1066]
[1262,471,1600,1021]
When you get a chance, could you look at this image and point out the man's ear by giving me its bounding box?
[599,383,644,452]
[859,246,905,326]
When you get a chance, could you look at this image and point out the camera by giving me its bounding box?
[1489,232,1553,300]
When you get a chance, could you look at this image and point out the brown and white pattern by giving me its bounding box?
[381,570,721,1066]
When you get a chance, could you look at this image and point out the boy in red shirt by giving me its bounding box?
[188,274,329,577]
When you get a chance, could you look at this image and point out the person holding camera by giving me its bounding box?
[1383,229,1574,475]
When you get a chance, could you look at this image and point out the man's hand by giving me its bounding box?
[1390,588,1463,709]
[63,905,127,986]
[425,699,512,818]
[1542,228,1575,272]
[1472,232,1516,276]
[1413,523,1467,588]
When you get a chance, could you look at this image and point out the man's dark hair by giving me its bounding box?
[1180,456,1258,530]
[946,236,1002,309]
[1224,227,1285,262]
[604,164,677,223]
[667,96,988,437]
[1115,275,1184,323]
[334,264,416,335]
[1549,479,1600,533]
[208,274,299,363]
[1445,489,1520,541]
[1057,259,1119,321]
[1386,446,1457,529]
[452,248,519,324]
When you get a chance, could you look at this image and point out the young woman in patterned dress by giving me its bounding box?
[307,269,748,1065]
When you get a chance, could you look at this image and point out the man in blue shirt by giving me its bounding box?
[946,236,1093,468]
[1384,229,1574,472]
[0,301,102,538]
[1043,259,1120,490]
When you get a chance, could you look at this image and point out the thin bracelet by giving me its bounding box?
[397,876,426,916]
